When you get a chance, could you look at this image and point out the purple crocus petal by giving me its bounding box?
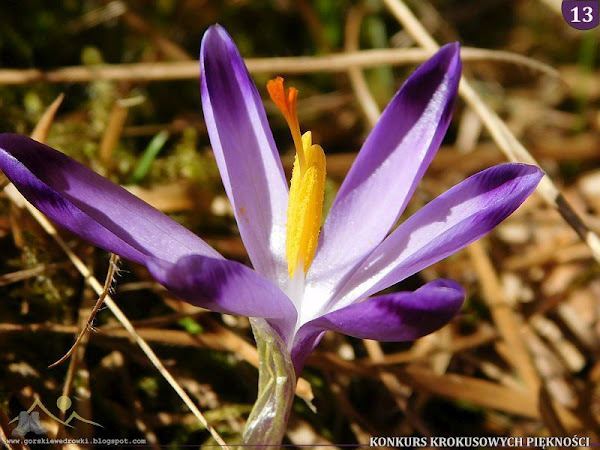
[200,25,289,286]
[0,134,219,266]
[291,279,464,373]
[330,163,543,309]
[146,255,297,342]
[309,43,461,291]
[290,332,325,376]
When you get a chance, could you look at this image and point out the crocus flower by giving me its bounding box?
[0,25,542,378]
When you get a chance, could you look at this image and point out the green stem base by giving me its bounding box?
[241,318,296,448]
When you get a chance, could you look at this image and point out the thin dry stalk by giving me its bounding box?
[48,254,120,369]
[0,264,62,286]
[0,47,558,85]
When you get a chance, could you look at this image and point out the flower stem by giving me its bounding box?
[242,318,296,448]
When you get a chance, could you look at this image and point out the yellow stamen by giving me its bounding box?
[268,77,326,277]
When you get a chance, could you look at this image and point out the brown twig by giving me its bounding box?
[0,47,559,85]
[48,254,120,369]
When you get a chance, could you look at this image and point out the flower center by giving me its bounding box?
[267,77,326,278]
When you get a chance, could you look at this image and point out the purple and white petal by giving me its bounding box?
[329,163,543,310]
[291,279,464,373]
[200,25,289,286]
[147,255,297,342]
[308,43,462,295]
[0,134,218,266]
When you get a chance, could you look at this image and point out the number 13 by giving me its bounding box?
[571,6,594,23]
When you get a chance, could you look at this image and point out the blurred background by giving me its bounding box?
[0,0,599,447]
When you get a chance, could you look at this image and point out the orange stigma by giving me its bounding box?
[267,77,298,126]
[267,77,305,172]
